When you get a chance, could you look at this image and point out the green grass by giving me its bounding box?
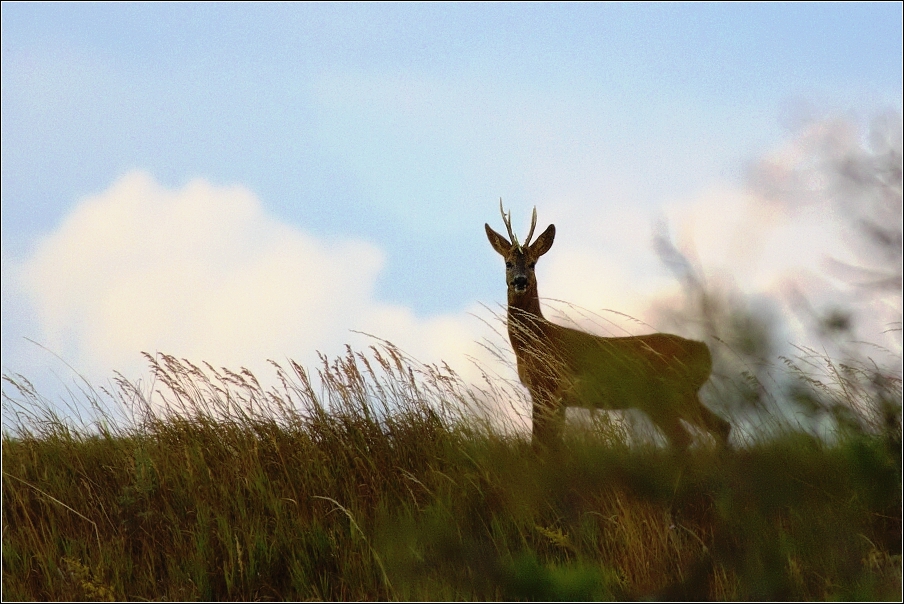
[2,343,901,600]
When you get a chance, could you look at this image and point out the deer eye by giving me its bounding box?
[528,262,536,269]
[505,262,514,269]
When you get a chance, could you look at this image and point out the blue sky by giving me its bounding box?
[2,3,901,409]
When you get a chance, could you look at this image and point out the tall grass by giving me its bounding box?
[2,337,901,601]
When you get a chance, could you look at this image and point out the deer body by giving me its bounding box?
[487,204,730,449]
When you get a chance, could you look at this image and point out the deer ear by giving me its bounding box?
[529,224,555,257]
[485,223,511,256]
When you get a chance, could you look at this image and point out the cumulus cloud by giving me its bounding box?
[15,171,498,389]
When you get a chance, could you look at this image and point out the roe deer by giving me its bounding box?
[486,202,731,449]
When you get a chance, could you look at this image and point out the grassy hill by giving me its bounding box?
[2,343,901,600]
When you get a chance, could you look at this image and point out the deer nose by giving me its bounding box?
[512,275,528,291]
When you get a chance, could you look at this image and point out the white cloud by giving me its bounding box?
[659,153,900,358]
[15,171,504,394]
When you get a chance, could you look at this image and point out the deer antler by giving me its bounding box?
[523,206,538,248]
[499,199,539,250]
[499,198,519,247]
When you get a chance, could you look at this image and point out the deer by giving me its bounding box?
[485,202,731,450]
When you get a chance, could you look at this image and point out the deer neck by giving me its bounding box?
[507,283,547,344]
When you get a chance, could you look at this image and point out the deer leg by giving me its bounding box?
[649,412,693,451]
[531,393,564,450]
[690,399,732,447]
[675,390,731,447]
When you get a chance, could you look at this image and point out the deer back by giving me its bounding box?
[512,317,712,413]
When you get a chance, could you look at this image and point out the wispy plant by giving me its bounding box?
[3,331,900,600]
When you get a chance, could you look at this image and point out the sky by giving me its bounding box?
[2,3,902,422]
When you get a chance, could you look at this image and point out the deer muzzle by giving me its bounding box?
[511,275,529,293]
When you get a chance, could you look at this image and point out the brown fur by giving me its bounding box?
[486,208,730,449]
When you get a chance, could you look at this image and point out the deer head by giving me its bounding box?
[485,200,556,297]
